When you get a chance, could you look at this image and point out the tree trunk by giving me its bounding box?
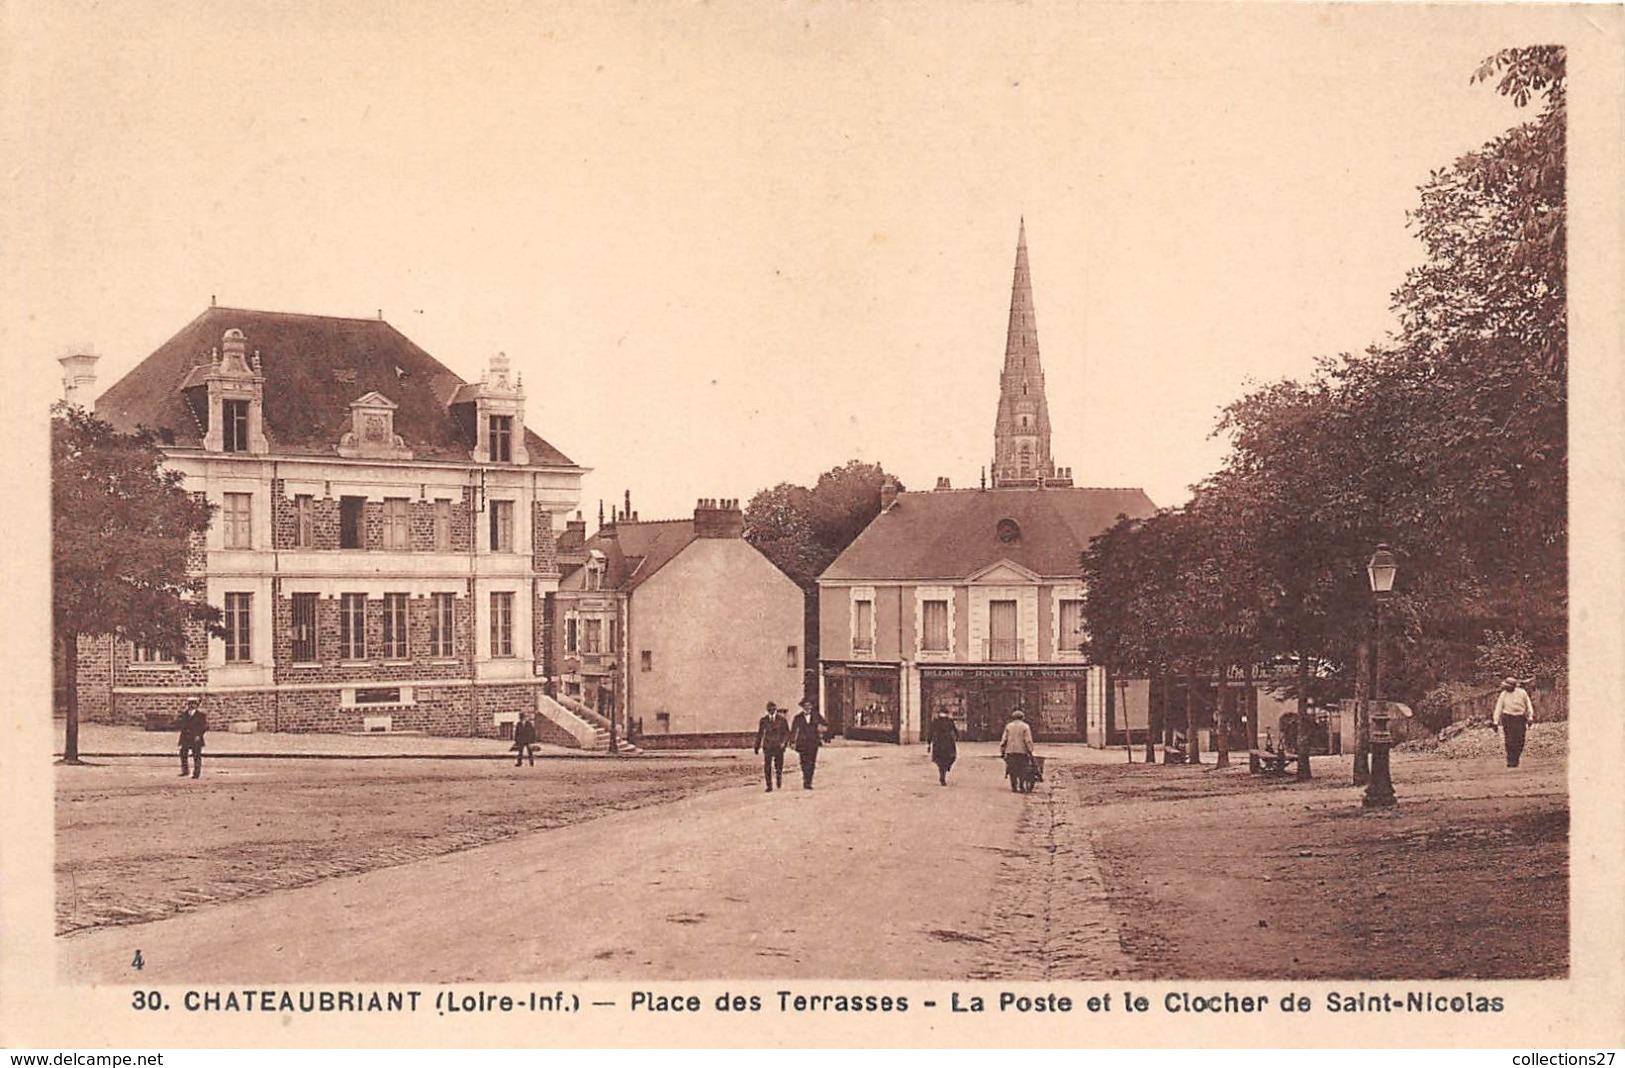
[1185,666,1201,765]
[61,632,82,764]
[1214,662,1230,769]
[1352,637,1371,786]
[1161,670,1175,754]
[1296,653,1312,780]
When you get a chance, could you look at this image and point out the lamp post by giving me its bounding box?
[1118,675,1132,762]
[1363,544,1398,809]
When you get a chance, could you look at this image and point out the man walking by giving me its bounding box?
[177,696,207,779]
[789,697,826,789]
[1493,676,1536,768]
[754,701,791,791]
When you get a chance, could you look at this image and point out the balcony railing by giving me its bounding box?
[983,638,1021,661]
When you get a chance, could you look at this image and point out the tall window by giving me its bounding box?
[1058,599,1085,655]
[564,616,578,654]
[922,599,949,653]
[641,650,653,672]
[222,399,250,453]
[381,498,410,550]
[382,593,409,659]
[223,492,252,549]
[490,592,514,657]
[489,415,513,462]
[433,499,452,552]
[340,496,365,549]
[340,593,367,660]
[989,599,1018,661]
[293,495,314,548]
[429,593,455,657]
[290,593,318,662]
[224,592,251,662]
[489,500,513,552]
[852,598,874,654]
[581,617,602,655]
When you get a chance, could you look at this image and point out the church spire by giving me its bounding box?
[991,220,1068,488]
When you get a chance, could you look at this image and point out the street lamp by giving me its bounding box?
[1363,544,1398,809]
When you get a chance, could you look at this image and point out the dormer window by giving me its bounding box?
[997,518,1022,544]
[223,400,250,452]
[489,415,513,463]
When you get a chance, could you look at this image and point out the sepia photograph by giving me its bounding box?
[2,0,1622,1051]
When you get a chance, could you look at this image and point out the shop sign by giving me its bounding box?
[921,665,1088,680]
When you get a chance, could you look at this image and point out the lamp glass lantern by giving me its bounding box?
[1367,544,1397,597]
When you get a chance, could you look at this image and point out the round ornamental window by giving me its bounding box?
[997,518,1021,544]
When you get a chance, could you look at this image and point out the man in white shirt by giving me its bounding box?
[1000,709,1036,792]
[1492,677,1535,768]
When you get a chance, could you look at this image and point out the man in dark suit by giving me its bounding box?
[177,696,207,779]
[754,702,791,792]
[789,698,826,789]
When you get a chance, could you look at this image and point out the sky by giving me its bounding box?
[0,1,1580,523]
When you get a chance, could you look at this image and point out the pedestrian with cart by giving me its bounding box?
[999,708,1035,792]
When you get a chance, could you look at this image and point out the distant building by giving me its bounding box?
[69,306,584,740]
[817,223,1157,745]
[551,497,805,747]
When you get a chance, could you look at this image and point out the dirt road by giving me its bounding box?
[60,744,1106,983]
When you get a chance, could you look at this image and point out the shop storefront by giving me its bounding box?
[919,665,1093,743]
[822,663,902,742]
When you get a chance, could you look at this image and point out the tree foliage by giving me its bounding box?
[52,405,219,760]
[744,460,901,588]
[1078,47,1566,755]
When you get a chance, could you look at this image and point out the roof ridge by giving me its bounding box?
[207,305,400,325]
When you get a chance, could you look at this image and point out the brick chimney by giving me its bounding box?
[934,476,952,491]
[558,511,588,556]
[58,353,99,407]
[880,476,900,512]
[693,497,744,538]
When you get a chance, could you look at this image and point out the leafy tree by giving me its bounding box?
[52,406,219,763]
[744,460,902,700]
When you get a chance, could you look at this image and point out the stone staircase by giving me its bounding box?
[536,693,642,755]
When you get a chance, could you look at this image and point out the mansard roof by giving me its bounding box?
[94,306,575,466]
[819,485,1158,583]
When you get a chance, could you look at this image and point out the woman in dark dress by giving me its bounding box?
[927,709,958,786]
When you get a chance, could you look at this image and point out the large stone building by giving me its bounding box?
[67,306,586,740]
[817,225,1157,745]
[549,496,805,748]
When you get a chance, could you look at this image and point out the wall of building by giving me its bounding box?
[628,540,803,737]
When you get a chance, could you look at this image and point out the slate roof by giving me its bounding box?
[819,486,1158,582]
[557,519,699,593]
[94,307,576,466]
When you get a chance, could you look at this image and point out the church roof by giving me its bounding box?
[94,306,576,466]
[819,486,1158,583]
